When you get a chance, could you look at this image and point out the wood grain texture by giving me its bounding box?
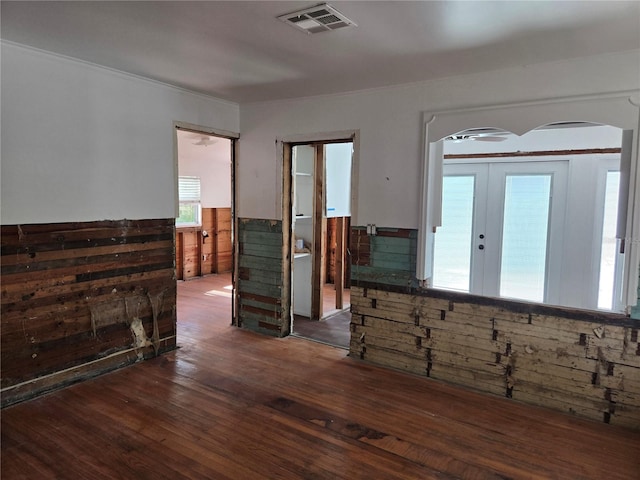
[237,218,286,336]
[1,219,177,406]
[335,216,345,310]
[327,217,350,304]
[351,226,418,290]
[175,207,232,280]
[215,207,233,273]
[2,275,638,479]
[350,285,640,429]
[311,144,326,321]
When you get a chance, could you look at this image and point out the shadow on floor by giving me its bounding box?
[292,310,351,349]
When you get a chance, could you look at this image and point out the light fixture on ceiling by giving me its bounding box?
[192,136,218,147]
[278,3,357,34]
[445,128,510,143]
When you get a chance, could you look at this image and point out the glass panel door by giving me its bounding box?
[433,175,475,291]
[499,174,552,302]
[435,160,566,304]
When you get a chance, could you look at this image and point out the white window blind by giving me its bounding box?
[179,176,201,202]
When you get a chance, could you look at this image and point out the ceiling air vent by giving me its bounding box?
[278,3,357,34]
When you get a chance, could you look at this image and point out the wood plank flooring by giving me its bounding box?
[2,275,639,479]
[322,283,351,318]
[293,311,351,348]
[294,281,351,348]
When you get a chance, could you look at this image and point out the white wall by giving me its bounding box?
[1,42,239,224]
[238,50,640,227]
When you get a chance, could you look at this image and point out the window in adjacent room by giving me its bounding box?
[177,176,201,226]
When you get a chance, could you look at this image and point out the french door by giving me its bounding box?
[433,161,568,304]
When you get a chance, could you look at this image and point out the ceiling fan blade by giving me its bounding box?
[471,135,507,142]
[192,136,218,146]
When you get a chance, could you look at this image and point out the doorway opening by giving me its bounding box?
[174,123,238,345]
[431,123,625,312]
[288,140,354,348]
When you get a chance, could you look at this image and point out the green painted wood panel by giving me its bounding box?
[351,226,419,290]
[237,218,286,337]
[351,265,418,288]
[240,243,282,259]
[239,255,282,272]
[238,218,282,233]
[238,267,283,286]
[369,237,418,254]
[239,230,282,246]
[238,279,282,299]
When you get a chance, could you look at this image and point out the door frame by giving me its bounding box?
[278,130,359,331]
[173,121,240,325]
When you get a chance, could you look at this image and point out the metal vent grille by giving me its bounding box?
[278,3,356,34]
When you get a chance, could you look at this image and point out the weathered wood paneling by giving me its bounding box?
[350,284,640,429]
[215,208,233,273]
[326,217,350,286]
[1,219,177,406]
[201,208,216,274]
[176,228,202,279]
[350,226,418,289]
[237,218,286,337]
[176,207,232,280]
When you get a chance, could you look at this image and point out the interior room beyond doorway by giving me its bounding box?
[175,127,234,340]
[291,141,353,348]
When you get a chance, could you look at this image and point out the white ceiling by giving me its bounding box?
[177,130,231,163]
[2,1,639,104]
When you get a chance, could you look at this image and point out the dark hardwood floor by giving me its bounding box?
[292,282,351,348]
[293,311,351,348]
[2,275,639,479]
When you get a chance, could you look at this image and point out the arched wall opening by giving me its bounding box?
[418,93,640,314]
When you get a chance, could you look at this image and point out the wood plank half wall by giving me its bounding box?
[176,207,232,280]
[349,225,640,429]
[1,219,177,406]
[237,218,287,337]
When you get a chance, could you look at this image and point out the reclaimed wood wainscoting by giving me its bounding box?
[176,207,232,280]
[350,226,640,429]
[1,219,177,406]
[237,218,289,337]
